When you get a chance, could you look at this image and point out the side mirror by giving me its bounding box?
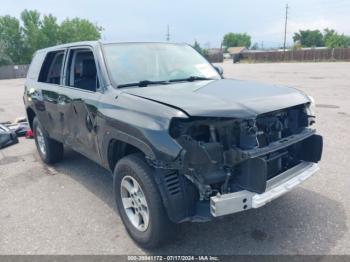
[213,65,224,76]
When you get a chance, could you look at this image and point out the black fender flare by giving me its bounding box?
[101,128,156,170]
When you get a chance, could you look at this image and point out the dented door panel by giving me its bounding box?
[62,87,102,163]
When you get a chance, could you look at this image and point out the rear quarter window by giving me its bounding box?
[27,51,46,80]
[38,51,65,84]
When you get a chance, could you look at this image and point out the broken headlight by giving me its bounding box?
[170,117,218,143]
[169,117,242,146]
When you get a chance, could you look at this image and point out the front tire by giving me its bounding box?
[113,153,176,248]
[33,117,63,164]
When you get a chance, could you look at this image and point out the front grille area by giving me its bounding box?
[255,104,310,147]
[232,133,322,194]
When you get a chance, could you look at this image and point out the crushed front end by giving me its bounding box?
[165,103,322,220]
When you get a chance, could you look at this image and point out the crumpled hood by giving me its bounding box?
[123,79,310,118]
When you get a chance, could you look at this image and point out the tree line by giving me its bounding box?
[0,10,102,66]
[1,10,350,65]
[293,29,350,49]
[222,29,350,49]
[193,29,350,56]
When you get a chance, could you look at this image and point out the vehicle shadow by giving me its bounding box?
[154,190,347,255]
[54,149,347,255]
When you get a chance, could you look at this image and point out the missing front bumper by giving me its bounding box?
[210,161,319,217]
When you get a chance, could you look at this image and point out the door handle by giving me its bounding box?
[85,113,98,133]
[86,114,94,132]
[57,95,66,105]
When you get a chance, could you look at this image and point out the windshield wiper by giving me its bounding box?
[118,80,169,88]
[117,76,215,88]
[169,76,216,83]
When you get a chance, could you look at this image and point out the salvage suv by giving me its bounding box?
[24,41,323,248]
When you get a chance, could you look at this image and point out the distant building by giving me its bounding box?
[227,46,247,63]
[227,47,247,56]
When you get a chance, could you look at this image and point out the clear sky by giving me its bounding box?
[1,0,349,48]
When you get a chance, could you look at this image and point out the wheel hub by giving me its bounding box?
[120,176,149,232]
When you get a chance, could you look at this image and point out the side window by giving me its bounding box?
[65,49,98,92]
[38,51,65,84]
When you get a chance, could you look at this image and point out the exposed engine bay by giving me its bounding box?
[168,103,322,201]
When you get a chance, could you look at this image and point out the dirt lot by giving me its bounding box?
[1,62,350,255]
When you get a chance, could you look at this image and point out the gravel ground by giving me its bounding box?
[0,61,349,255]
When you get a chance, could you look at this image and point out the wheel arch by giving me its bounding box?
[104,131,156,171]
[105,133,201,223]
[26,107,36,130]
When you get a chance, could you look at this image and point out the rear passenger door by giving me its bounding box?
[36,49,67,142]
[61,47,102,162]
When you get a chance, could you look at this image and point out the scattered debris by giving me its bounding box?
[0,116,32,148]
[0,116,31,137]
[0,124,19,149]
[14,116,27,123]
[25,129,33,139]
[6,122,30,136]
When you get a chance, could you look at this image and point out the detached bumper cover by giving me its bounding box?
[210,161,319,217]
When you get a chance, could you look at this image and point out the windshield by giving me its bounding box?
[102,43,220,87]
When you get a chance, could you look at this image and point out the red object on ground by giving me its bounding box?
[25,129,33,139]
